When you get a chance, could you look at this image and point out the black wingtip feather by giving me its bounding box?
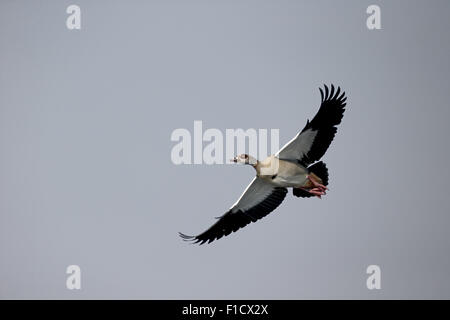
[178,232,198,244]
[319,84,346,102]
[296,84,347,166]
[334,86,341,99]
[181,187,288,246]
[178,232,191,239]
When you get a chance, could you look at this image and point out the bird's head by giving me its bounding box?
[230,154,257,166]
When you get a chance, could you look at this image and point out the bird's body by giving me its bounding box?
[256,156,309,188]
[180,84,347,245]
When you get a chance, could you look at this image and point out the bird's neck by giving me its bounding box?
[254,156,278,176]
[255,159,271,175]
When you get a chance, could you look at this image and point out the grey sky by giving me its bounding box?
[1,0,450,299]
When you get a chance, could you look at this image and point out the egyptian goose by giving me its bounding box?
[180,84,347,244]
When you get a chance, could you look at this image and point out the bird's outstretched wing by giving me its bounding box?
[276,84,347,166]
[179,178,287,245]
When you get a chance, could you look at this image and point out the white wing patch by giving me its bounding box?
[230,178,277,213]
[276,128,318,161]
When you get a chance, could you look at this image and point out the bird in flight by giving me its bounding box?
[180,84,347,245]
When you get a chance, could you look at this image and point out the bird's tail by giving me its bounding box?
[293,161,329,198]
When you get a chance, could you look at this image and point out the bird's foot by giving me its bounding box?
[307,175,329,191]
[298,175,329,199]
[303,187,326,199]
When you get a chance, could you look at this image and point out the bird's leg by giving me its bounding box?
[298,186,326,199]
[309,188,325,199]
[297,175,329,199]
[307,175,328,191]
